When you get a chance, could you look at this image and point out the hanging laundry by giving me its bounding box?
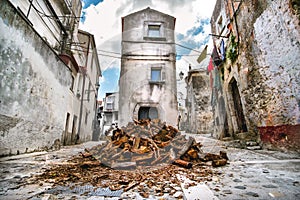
[212,45,222,66]
[220,39,226,60]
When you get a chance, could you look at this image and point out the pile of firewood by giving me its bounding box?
[87,119,228,169]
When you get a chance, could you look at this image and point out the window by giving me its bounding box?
[87,81,91,101]
[70,76,74,91]
[148,25,161,37]
[85,110,88,124]
[144,22,166,41]
[151,68,161,82]
[106,103,113,110]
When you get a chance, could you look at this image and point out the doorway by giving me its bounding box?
[230,79,247,132]
[71,115,78,144]
[138,107,158,120]
[63,113,70,145]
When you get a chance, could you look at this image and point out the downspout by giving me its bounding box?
[44,0,68,53]
[77,34,90,143]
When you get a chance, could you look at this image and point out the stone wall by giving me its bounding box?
[0,0,72,155]
[186,70,213,134]
[237,0,300,128]
[211,0,300,150]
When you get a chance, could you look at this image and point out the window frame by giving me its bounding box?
[151,68,162,82]
[149,64,165,84]
[144,21,166,41]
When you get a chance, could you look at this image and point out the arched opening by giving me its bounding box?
[230,79,247,132]
[138,107,158,120]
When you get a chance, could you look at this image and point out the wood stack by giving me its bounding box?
[88,119,228,169]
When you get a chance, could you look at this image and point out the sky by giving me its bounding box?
[79,0,217,99]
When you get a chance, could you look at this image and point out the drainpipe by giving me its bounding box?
[44,0,68,53]
[77,34,90,143]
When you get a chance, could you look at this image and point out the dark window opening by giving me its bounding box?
[138,107,158,120]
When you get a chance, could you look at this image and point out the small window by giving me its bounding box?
[151,68,161,81]
[87,81,91,101]
[85,111,88,124]
[70,76,74,91]
[148,25,160,37]
[106,103,113,110]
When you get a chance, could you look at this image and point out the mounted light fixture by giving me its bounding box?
[179,71,184,80]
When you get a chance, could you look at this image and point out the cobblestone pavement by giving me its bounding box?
[0,134,299,200]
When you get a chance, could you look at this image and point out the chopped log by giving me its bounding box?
[177,137,195,158]
[85,119,228,169]
[220,151,228,160]
[173,159,193,169]
[132,137,141,150]
[80,152,93,158]
[212,159,227,167]
[204,153,222,161]
[124,181,140,192]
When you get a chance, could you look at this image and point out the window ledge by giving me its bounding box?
[143,36,167,41]
[149,80,165,85]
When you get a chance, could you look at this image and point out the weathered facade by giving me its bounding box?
[101,92,119,135]
[0,0,101,156]
[210,0,300,150]
[67,30,101,144]
[119,8,178,127]
[185,69,213,134]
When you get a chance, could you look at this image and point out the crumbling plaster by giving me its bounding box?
[211,0,299,145]
[237,0,300,128]
[0,1,72,155]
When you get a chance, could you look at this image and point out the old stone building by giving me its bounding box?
[0,0,101,155]
[101,92,119,135]
[210,0,300,150]
[185,69,213,134]
[119,7,178,127]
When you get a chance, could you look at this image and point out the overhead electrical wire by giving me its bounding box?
[30,3,203,58]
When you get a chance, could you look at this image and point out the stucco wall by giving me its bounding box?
[0,0,72,155]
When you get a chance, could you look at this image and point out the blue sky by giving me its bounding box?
[82,0,103,8]
[79,0,216,99]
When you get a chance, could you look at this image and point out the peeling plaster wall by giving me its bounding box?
[237,0,300,128]
[211,0,300,149]
[0,0,72,155]
[186,71,213,134]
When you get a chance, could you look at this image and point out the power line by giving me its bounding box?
[122,40,203,54]
[30,1,82,20]
[98,49,121,55]
[72,47,200,59]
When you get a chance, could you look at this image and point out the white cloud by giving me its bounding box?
[80,0,216,70]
